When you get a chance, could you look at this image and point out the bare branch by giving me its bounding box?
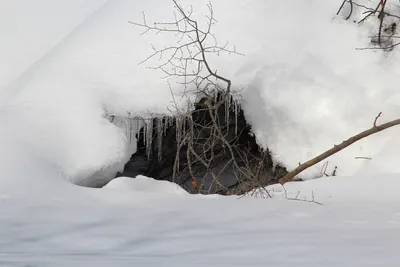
[374,111,382,127]
[279,115,400,185]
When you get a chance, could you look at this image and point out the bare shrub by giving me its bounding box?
[337,0,400,51]
[129,0,278,196]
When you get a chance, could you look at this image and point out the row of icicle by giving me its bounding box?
[107,94,241,162]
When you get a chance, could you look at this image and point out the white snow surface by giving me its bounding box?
[2,0,400,184]
[2,0,400,183]
[2,174,400,266]
[104,175,189,195]
[2,0,400,265]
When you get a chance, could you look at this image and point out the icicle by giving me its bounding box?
[125,119,129,142]
[129,118,133,144]
[190,115,194,141]
[234,99,238,137]
[136,118,140,140]
[143,119,147,153]
[134,117,139,142]
[226,94,231,130]
[182,117,186,144]
[225,98,228,126]
[140,118,146,150]
[176,117,181,145]
[164,116,171,136]
[123,117,128,140]
[127,118,130,143]
[146,119,154,160]
[179,116,186,145]
[163,117,167,136]
[174,117,180,179]
[157,118,163,161]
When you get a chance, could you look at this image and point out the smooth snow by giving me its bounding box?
[1,174,400,266]
[104,175,188,195]
[1,0,400,265]
[2,0,400,185]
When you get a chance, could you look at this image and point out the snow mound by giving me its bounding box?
[2,174,400,266]
[2,0,400,187]
[104,175,188,195]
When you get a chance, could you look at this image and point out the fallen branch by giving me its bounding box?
[279,114,400,185]
[283,188,323,205]
[355,156,372,160]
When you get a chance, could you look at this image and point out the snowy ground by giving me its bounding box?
[2,0,400,185]
[2,0,400,266]
[1,175,400,266]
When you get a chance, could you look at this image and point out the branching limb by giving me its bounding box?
[131,0,275,196]
[279,113,400,185]
[129,0,242,93]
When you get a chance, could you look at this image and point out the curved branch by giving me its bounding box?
[279,116,400,185]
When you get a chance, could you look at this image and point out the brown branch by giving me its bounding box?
[355,156,372,160]
[279,115,400,185]
[378,0,387,45]
[358,1,382,24]
[347,0,354,20]
[130,0,241,93]
[374,111,382,127]
[337,1,400,51]
[131,0,269,195]
[337,0,347,16]
[337,0,354,19]
[285,190,323,205]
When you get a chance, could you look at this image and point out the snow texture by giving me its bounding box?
[1,174,400,266]
[3,0,400,185]
[2,0,400,265]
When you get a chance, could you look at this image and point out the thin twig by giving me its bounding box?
[355,156,372,160]
[374,112,382,127]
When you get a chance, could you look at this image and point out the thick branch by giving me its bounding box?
[279,117,400,185]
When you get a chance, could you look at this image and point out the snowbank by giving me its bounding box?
[0,0,108,99]
[2,0,400,186]
[2,1,400,265]
[104,175,188,195]
[2,173,400,266]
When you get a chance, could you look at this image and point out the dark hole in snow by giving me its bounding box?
[114,93,287,195]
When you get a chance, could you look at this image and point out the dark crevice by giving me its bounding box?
[115,95,287,195]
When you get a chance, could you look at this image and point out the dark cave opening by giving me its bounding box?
[116,94,287,195]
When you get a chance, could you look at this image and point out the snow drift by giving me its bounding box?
[2,1,400,266]
[2,0,400,186]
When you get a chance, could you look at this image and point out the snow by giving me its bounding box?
[2,175,400,266]
[3,0,400,185]
[2,0,400,265]
[104,175,189,195]
[0,0,108,100]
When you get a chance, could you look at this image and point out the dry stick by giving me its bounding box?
[347,0,354,20]
[336,0,347,16]
[378,0,387,45]
[279,115,400,185]
[172,1,233,94]
[374,112,382,127]
[356,41,400,50]
[355,156,372,160]
[358,1,382,24]
[336,0,355,21]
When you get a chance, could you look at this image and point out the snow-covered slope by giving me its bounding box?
[1,1,400,265]
[2,0,400,185]
[1,174,400,266]
[0,0,108,98]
